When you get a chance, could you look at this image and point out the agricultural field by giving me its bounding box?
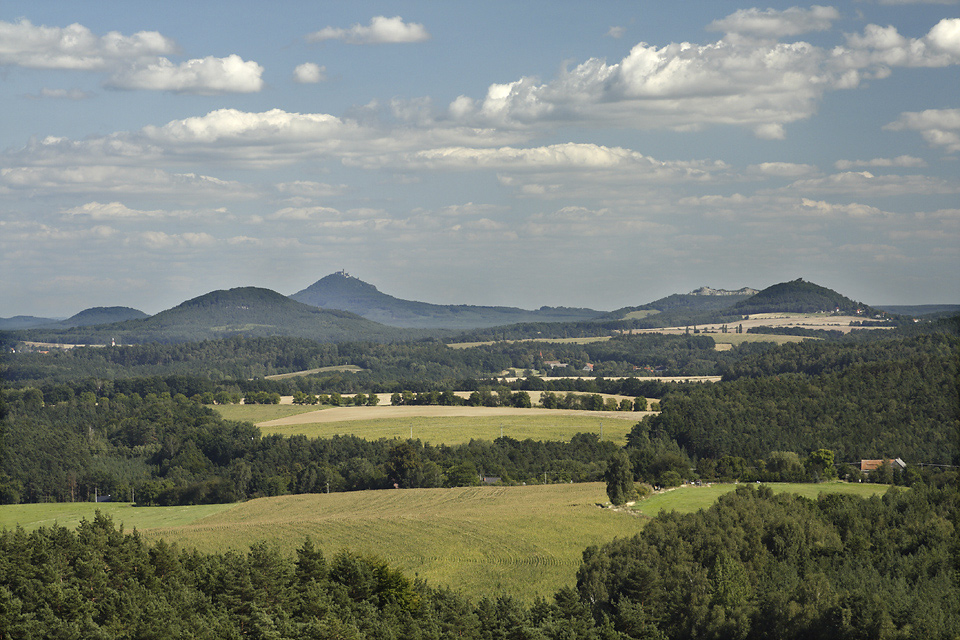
[256,411,641,444]
[212,396,648,445]
[0,481,893,601]
[213,403,321,423]
[632,481,891,517]
[0,501,234,532]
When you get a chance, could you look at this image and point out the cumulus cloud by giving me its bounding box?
[884,108,960,152]
[293,62,326,83]
[707,6,840,37]
[836,18,960,71]
[446,17,960,138]
[107,54,263,94]
[0,18,176,69]
[306,16,430,44]
[0,19,263,94]
[450,38,839,135]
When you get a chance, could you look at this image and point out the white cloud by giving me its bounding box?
[447,17,960,138]
[707,6,840,37]
[0,165,249,198]
[134,231,216,250]
[835,19,960,71]
[63,201,165,220]
[748,162,819,177]
[107,54,263,94]
[0,18,176,69]
[884,108,960,152]
[800,198,891,218]
[606,26,625,39]
[351,142,726,180]
[306,16,430,44]
[451,38,839,135]
[0,19,262,94]
[834,155,926,169]
[293,62,326,83]
[782,171,960,196]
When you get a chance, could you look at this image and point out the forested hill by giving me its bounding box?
[10,287,432,345]
[56,306,148,328]
[290,271,603,329]
[733,278,881,316]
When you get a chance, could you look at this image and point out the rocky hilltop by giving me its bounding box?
[689,286,759,296]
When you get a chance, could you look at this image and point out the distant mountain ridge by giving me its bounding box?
[290,271,603,329]
[3,276,928,346]
[0,307,145,330]
[11,287,426,345]
[57,306,148,328]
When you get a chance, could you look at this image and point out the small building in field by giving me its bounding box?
[860,458,906,475]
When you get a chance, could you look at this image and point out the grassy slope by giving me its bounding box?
[633,481,890,517]
[0,501,234,532]
[0,482,890,601]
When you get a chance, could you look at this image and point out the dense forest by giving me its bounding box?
[1,332,758,386]
[1,326,955,505]
[643,333,958,464]
[0,484,955,638]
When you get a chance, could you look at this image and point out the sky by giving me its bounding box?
[1,1,958,317]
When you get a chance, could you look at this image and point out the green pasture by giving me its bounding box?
[212,404,322,423]
[0,501,234,533]
[256,413,639,445]
[0,481,893,601]
[138,483,643,601]
[633,481,891,517]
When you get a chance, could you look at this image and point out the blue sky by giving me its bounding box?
[1,1,958,317]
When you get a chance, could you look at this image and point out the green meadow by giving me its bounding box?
[213,403,321,423]
[255,413,638,446]
[633,481,891,517]
[0,481,890,601]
